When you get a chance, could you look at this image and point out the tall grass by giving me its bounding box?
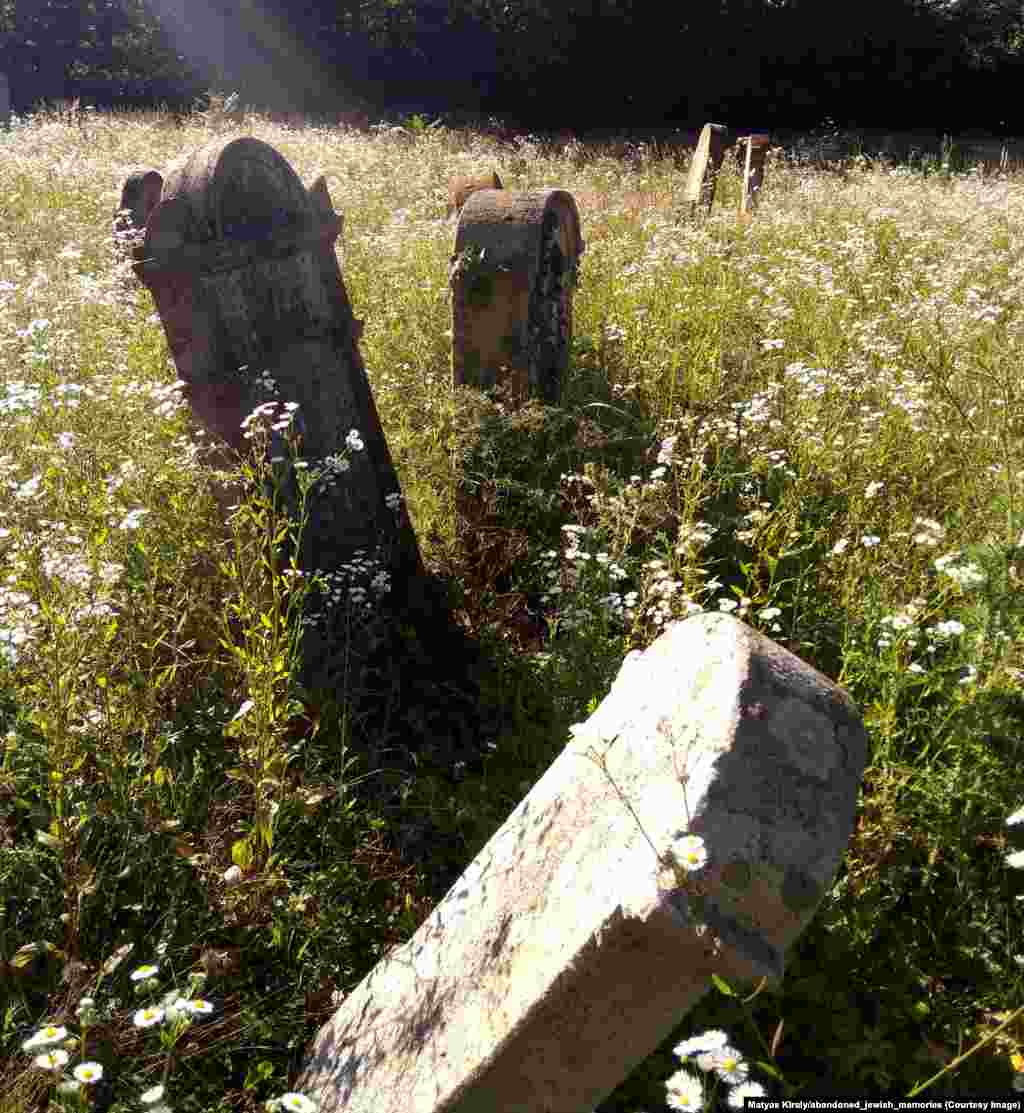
[2,98,1024,1111]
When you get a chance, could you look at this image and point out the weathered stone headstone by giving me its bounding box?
[0,72,9,130]
[114,169,163,257]
[450,189,584,406]
[131,136,444,697]
[447,170,503,218]
[296,612,868,1113]
[738,133,770,218]
[683,122,727,217]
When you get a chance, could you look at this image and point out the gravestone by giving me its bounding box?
[683,122,727,217]
[450,188,584,406]
[114,169,163,257]
[964,139,1009,174]
[131,136,446,698]
[0,72,9,130]
[737,134,770,218]
[296,612,868,1113]
[447,170,503,218]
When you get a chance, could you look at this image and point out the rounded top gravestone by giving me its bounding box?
[132,136,438,697]
[451,187,584,406]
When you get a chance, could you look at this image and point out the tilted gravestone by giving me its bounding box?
[450,188,584,407]
[296,612,868,1113]
[114,169,163,258]
[447,170,503,218]
[131,136,446,697]
[737,133,770,219]
[683,122,727,217]
[0,72,9,130]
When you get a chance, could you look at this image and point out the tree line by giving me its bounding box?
[1,0,1021,133]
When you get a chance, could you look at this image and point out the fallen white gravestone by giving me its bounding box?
[296,611,868,1112]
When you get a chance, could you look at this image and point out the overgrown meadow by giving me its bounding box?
[2,96,1024,1112]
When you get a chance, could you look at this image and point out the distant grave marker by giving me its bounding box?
[683,122,727,217]
[447,170,502,218]
[450,188,584,406]
[0,72,8,130]
[963,139,1010,175]
[296,612,868,1113]
[737,134,770,218]
[132,136,443,696]
[114,169,163,258]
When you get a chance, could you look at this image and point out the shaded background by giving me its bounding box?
[2,0,1022,137]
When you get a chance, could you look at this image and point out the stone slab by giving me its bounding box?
[295,612,867,1112]
[683,122,727,216]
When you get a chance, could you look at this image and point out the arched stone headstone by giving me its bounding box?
[450,188,584,406]
[683,122,727,217]
[114,169,163,258]
[132,136,442,697]
[295,612,868,1112]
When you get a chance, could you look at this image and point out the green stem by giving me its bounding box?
[906,1005,1024,1097]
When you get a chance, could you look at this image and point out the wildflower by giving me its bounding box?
[861,535,880,547]
[118,508,150,530]
[930,619,965,640]
[939,559,987,589]
[664,1066,704,1111]
[864,481,884,498]
[33,1047,69,1071]
[670,835,708,871]
[22,1025,68,1050]
[271,1095,318,1112]
[701,1043,749,1082]
[728,1079,768,1106]
[831,538,850,556]
[674,1029,730,1060]
[133,1006,165,1028]
[657,436,678,465]
[72,1061,104,1084]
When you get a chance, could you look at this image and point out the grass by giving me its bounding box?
[1,94,1024,1110]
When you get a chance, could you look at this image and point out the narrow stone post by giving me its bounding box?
[0,73,9,130]
[296,613,868,1113]
[737,133,770,219]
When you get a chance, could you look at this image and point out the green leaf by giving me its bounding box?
[243,1060,275,1090]
[711,973,736,996]
[231,837,254,871]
